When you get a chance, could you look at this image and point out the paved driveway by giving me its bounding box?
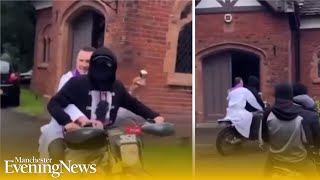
[195,127,267,177]
[0,108,47,161]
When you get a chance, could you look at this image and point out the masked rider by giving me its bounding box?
[47,47,164,163]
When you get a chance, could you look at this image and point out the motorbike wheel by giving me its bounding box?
[216,126,242,156]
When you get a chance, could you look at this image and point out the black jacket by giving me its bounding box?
[245,86,265,112]
[262,99,320,149]
[293,95,320,149]
[298,108,320,149]
[245,76,264,112]
[47,75,159,126]
[261,100,301,143]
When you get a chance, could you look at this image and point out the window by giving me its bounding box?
[47,38,51,62]
[42,37,50,63]
[180,1,192,19]
[43,38,47,62]
[318,51,320,78]
[175,22,192,74]
[163,1,192,86]
[318,62,320,78]
[40,24,51,65]
[312,49,320,83]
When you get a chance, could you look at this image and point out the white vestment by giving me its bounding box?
[223,87,263,138]
[38,72,85,158]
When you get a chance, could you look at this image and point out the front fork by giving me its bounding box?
[106,134,144,174]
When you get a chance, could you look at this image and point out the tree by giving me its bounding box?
[1,0,36,72]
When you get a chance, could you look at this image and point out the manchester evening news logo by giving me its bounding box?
[4,156,97,178]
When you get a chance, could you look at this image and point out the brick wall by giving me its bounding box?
[195,11,292,121]
[45,0,127,96]
[31,8,52,95]
[120,1,192,115]
[31,0,192,122]
[300,30,320,98]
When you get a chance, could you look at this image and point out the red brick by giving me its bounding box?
[31,8,53,95]
[300,30,320,98]
[32,0,192,119]
[196,12,292,122]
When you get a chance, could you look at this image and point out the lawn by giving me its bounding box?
[18,88,45,116]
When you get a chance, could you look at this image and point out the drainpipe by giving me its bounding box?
[296,28,301,82]
[294,2,301,83]
[287,1,301,82]
[291,27,301,82]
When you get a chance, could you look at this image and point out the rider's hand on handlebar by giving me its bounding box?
[91,120,104,129]
[75,116,91,126]
[153,116,165,124]
[64,122,81,132]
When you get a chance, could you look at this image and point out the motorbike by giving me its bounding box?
[216,111,264,156]
[63,118,175,178]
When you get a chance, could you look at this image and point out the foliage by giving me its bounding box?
[315,98,320,113]
[1,1,36,72]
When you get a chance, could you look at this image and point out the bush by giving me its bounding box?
[315,99,320,113]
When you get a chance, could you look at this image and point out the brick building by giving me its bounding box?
[30,0,192,135]
[196,0,320,124]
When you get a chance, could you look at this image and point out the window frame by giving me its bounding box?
[174,21,192,74]
[38,24,51,69]
[312,49,320,83]
[163,1,192,87]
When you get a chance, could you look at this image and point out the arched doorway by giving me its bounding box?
[202,50,260,120]
[232,51,260,89]
[69,10,105,69]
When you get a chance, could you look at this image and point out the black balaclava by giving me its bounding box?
[247,76,260,91]
[88,47,117,124]
[272,83,300,121]
[292,82,308,97]
[274,83,293,101]
[88,47,117,91]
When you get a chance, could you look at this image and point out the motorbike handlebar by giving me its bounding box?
[140,122,175,137]
[75,118,175,137]
[64,120,175,150]
[82,122,94,127]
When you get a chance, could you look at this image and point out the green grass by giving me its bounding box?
[18,88,45,116]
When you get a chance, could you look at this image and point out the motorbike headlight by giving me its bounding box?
[120,144,141,167]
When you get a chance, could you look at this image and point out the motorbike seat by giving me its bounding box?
[64,127,106,150]
[217,119,233,126]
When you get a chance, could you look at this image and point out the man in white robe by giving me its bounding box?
[38,47,95,161]
[223,78,263,138]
